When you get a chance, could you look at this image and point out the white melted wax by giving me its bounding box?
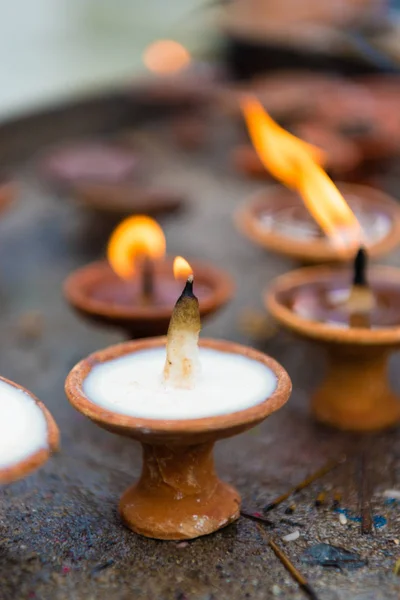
[0,380,48,470]
[83,347,277,420]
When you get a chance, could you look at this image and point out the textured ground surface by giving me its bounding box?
[0,99,400,600]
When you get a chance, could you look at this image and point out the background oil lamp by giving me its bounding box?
[65,265,291,540]
[133,39,219,111]
[64,216,234,338]
[0,376,59,484]
[235,96,400,263]
[267,242,400,432]
[39,141,185,219]
[228,73,400,168]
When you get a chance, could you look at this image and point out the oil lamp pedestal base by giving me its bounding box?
[119,442,240,540]
[312,348,400,432]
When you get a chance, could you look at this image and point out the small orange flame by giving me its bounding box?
[107,216,166,280]
[242,94,362,248]
[173,256,193,280]
[143,40,191,75]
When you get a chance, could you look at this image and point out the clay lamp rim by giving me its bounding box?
[0,376,60,484]
[65,336,291,439]
[37,141,140,191]
[63,258,235,322]
[235,183,400,263]
[266,264,400,346]
[71,182,184,216]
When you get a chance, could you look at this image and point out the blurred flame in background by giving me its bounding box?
[107,216,166,279]
[143,39,191,75]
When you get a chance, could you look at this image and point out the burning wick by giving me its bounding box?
[345,247,375,328]
[163,258,201,389]
[107,216,166,306]
[141,255,154,304]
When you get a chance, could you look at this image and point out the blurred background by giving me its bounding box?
[3,0,400,120]
[0,0,211,120]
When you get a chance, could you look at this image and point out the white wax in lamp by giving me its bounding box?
[84,272,277,420]
[260,201,391,244]
[0,380,48,469]
[84,347,276,420]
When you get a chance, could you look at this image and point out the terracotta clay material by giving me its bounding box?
[0,376,60,484]
[315,79,400,161]
[63,258,234,339]
[235,183,400,264]
[291,122,362,177]
[72,182,184,218]
[65,337,291,540]
[0,178,16,213]
[39,142,139,190]
[266,265,400,432]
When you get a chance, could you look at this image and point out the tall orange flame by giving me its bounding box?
[143,40,191,75]
[241,95,324,187]
[173,256,193,280]
[242,95,362,248]
[107,216,166,280]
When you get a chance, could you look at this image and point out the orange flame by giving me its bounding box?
[143,40,191,75]
[241,95,324,187]
[298,161,362,247]
[107,216,166,280]
[173,256,193,280]
[242,95,362,248]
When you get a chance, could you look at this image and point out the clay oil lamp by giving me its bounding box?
[64,216,234,338]
[235,96,400,264]
[267,231,400,433]
[314,78,400,163]
[40,142,139,190]
[0,376,59,484]
[40,142,185,218]
[136,39,217,108]
[65,260,292,540]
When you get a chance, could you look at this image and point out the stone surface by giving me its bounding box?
[0,99,400,599]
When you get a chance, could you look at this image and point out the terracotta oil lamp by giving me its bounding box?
[40,142,139,189]
[72,183,184,219]
[266,249,400,432]
[65,262,291,540]
[235,96,400,264]
[64,216,234,338]
[236,183,400,264]
[40,142,185,217]
[314,76,400,162]
[0,376,59,484]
